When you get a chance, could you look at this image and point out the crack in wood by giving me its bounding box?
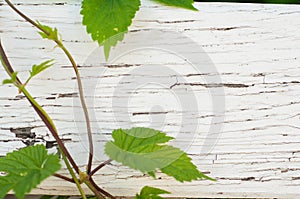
[139,19,196,24]
[2,126,72,149]
[58,92,78,98]
[218,177,256,181]
[10,127,35,139]
[104,64,141,68]
[132,111,169,116]
[170,82,253,89]
[8,95,26,101]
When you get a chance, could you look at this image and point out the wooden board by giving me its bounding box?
[1,0,300,198]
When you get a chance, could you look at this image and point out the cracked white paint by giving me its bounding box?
[0,0,300,198]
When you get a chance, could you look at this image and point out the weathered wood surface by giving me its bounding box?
[1,0,300,198]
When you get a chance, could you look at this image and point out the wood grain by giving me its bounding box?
[0,0,300,197]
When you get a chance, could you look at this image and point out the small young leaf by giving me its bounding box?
[2,72,18,85]
[30,59,54,78]
[135,186,170,199]
[80,0,141,59]
[2,79,14,85]
[105,127,214,182]
[152,0,198,11]
[0,145,61,199]
[36,21,60,41]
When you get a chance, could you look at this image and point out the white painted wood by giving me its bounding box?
[1,0,300,198]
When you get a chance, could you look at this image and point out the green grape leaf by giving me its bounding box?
[135,186,170,199]
[0,145,61,199]
[80,0,141,59]
[36,21,60,41]
[105,127,214,182]
[30,59,54,78]
[147,171,156,178]
[2,72,18,85]
[103,32,125,60]
[152,0,198,11]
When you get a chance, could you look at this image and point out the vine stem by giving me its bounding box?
[84,180,106,199]
[89,159,112,177]
[87,177,117,199]
[0,41,87,198]
[23,86,80,173]
[62,154,88,199]
[54,173,74,183]
[4,0,94,174]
